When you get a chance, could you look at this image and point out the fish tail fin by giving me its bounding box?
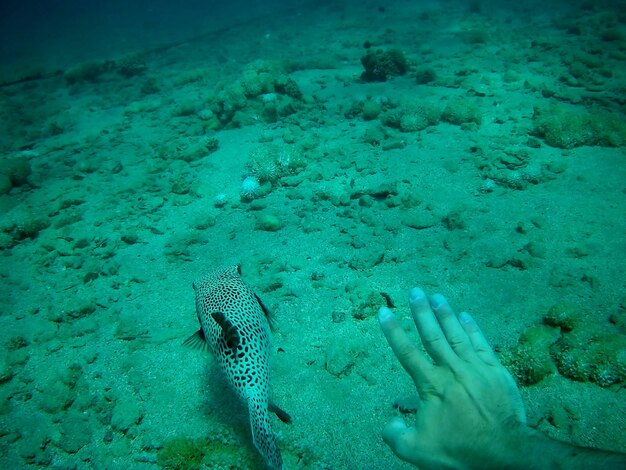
[249,397,283,470]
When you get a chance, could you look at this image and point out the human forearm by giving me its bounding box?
[478,425,626,470]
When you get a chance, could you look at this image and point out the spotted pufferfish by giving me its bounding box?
[185,265,290,469]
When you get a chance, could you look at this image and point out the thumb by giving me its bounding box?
[382,417,420,461]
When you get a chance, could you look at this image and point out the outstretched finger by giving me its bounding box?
[378,307,436,389]
[408,289,456,365]
[428,294,477,362]
[458,312,499,366]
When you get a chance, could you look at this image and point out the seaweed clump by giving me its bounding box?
[157,437,206,470]
[157,434,260,469]
[501,303,626,388]
[360,49,408,82]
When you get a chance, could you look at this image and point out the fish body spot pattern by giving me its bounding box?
[187,265,288,469]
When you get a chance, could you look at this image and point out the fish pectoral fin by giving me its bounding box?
[269,402,292,424]
[210,311,240,350]
[183,329,209,352]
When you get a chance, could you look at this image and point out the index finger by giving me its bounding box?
[378,307,436,390]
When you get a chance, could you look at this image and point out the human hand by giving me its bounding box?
[378,288,527,469]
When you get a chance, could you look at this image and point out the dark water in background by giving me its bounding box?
[0,0,313,75]
[6,0,624,76]
[2,0,625,75]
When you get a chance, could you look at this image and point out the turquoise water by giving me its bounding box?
[0,1,624,468]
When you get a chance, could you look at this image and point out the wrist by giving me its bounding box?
[453,421,536,470]
[470,423,626,470]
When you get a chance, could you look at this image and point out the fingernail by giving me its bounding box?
[409,287,425,302]
[459,311,473,324]
[429,294,446,310]
[378,307,394,323]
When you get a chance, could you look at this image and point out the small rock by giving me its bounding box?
[57,410,92,453]
[111,397,142,433]
[401,211,437,230]
[255,214,282,232]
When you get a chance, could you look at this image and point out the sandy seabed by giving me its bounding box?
[0,1,624,468]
